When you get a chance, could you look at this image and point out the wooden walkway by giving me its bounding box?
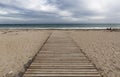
[23,32,101,77]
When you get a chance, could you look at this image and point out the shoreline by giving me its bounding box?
[0,26,120,30]
[0,27,120,32]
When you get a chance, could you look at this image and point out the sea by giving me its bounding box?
[0,24,120,29]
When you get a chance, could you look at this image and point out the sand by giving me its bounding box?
[69,30,120,77]
[0,30,50,77]
[0,30,120,77]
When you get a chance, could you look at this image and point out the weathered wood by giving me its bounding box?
[31,62,93,64]
[26,69,98,72]
[23,73,101,77]
[37,54,85,57]
[25,71,99,74]
[23,32,101,77]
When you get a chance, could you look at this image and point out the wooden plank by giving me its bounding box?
[37,53,84,55]
[31,63,93,65]
[27,68,98,72]
[29,66,96,69]
[25,71,99,74]
[44,44,76,47]
[35,56,87,59]
[23,73,101,77]
[39,51,81,53]
[37,54,85,57]
[23,32,101,77]
[36,57,88,61]
[33,60,90,63]
[35,57,87,60]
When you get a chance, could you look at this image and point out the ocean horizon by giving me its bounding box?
[0,24,120,29]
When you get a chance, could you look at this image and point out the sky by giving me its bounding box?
[0,0,120,24]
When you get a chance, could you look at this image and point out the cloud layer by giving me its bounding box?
[0,0,120,24]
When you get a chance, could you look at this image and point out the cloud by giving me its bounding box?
[0,8,20,15]
[0,0,120,23]
[88,16,106,20]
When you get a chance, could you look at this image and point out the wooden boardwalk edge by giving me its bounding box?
[23,32,102,77]
[68,35,103,77]
[20,33,52,77]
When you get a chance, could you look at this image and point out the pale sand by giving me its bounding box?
[69,30,120,77]
[0,30,50,77]
[0,30,120,77]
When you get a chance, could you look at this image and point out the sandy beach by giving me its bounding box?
[0,30,50,77]
[70,30,120,77]
[0,30,120,77]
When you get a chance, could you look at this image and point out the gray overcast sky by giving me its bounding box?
[0,0,120,24]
